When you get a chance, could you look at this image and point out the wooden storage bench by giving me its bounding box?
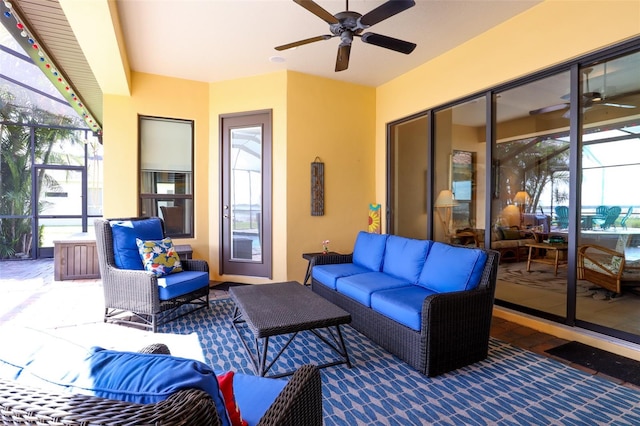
[54,233,100,281]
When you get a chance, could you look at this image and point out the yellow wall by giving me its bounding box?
[102,72,210,260]
[207,71,375,283]
[375,0,640,222]
[209,72,287,283]
[286,72,376,282]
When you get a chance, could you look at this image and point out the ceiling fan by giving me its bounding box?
[275,0,417,72]
[529,67,636,116]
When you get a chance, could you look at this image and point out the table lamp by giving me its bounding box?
[514,191,530,228]
[434,189,458,237]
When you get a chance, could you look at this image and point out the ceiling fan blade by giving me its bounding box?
[361,33,416,54]
[529,103,569,115]
[360,0,416,27]
[293,0,339,24]
[335,44,351,72]
[601,102,636,109]
[275,35,332,51]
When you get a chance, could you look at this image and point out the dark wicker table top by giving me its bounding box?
[229,281,351,338]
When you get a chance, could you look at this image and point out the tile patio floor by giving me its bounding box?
[1,258,638,391]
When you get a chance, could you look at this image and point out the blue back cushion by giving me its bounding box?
[110,218,164,270]
[352,231,388,272]
[382,236,431,283]
[417,242,488,293]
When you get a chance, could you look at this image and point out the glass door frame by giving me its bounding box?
[33,164,86,258]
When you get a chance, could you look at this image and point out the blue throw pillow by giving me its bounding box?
[352,231,388,272]
[417,242,488,293]
[110,218,164,270]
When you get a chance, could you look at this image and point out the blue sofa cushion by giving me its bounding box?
[110,218,164,270]
[352,231,388,272]
[0,328,231,426]
[336,272,412,307]
[312,263,372,290]
[417,242,488,293]
[234,372,287,426]
[371,286,438,331]
[157,270,210,301]
[382,236,431,283]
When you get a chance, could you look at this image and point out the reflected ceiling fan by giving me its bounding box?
[529,67,636,116]
[275,0,416,72]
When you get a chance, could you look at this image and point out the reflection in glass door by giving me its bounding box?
[35,166,84,258]
[576,52,640,340]
[493,71,571,319]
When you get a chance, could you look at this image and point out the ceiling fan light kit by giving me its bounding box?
[275,0,417,72]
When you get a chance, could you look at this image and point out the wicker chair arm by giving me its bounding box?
[181,258,210,273]
[138,343,172,354]
[257,364,322,426]
[100,266,160,310]
[0,378,221,426]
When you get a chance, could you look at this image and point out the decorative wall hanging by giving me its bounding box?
[368,203,381,233]
[311,157,324,216]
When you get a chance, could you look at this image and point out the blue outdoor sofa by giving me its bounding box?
[311,231,500,377]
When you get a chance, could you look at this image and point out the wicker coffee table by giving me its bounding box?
[230,281,352,378]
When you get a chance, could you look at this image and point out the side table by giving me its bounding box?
[302,251,340,285]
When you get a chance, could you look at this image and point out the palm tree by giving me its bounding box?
[0,89,82,258]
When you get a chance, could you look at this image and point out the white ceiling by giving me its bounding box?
[116,0,542,87]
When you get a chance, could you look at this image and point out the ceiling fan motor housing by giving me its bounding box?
[330,11,364,36]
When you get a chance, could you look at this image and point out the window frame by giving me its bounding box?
[138,115,195,238]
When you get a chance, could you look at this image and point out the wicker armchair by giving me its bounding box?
[578,242,640,295]
[94,217,210,332]
[0,344,323,426]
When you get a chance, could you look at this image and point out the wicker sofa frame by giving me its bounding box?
[0,344,323,426]
[94,218,210,333]
[310,246,500,377]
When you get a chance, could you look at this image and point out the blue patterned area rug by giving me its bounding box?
[159,299,640,425]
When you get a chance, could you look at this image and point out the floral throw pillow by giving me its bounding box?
[136,237,183,276]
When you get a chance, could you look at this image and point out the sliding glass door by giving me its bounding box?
[386,42,640,344]
[493,71,571,318]
[576,52,640,339]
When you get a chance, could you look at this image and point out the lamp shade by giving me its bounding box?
[514,191,530,205]
[434,190,458,207]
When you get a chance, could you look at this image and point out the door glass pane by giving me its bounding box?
[494,71,571,317]
[389,116,428,238]
[37,169,83,248]
[230,126,262,262]
[433,97,487,245]
[577,51,640,336]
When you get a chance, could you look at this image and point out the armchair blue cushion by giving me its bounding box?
[110,218,164,270]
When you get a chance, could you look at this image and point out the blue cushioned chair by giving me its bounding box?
[95,217,210,332]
